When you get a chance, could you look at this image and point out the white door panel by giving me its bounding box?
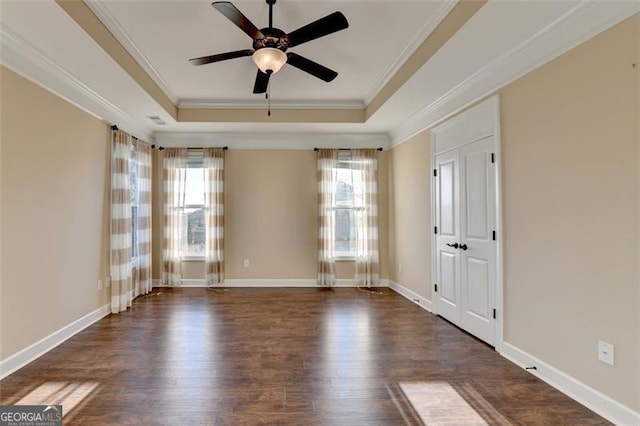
[438,160,456,237]
[466,257,489,318]
[434,150,461,325]
[440,251,457,303]
[459,137,496,345]
[465,152,489,240]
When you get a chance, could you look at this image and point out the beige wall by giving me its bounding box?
[152,149,389,281]
[386,13,639,412]
[226,150,317,279]
[500,14,639,411]
[0,67,110,360]
[388,131,432,299]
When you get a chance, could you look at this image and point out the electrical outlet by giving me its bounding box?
[598,340,614,365]
[398,263,402,273]
[97,279,103,291]
[243,259,249,268]
[106,276,111,288]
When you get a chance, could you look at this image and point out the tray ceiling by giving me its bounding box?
[1,0,637,142]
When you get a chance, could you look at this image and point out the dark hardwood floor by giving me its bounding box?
[1,288,609,425]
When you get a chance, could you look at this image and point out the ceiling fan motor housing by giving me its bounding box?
[253,28,287,52]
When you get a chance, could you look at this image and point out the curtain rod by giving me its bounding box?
[111,126,228,151]
[185,146,228,150]
[150,146,229,151]
[314,147,383,151]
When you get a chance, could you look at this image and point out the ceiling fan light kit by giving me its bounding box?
[252,47,287,74]
[189,0,349,95]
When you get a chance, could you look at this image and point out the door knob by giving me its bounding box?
[460,243,468,251]
[446,243,459,249]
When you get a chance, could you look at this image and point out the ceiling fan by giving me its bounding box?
[189,0,349,94]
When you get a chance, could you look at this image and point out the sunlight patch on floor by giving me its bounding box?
[16,381,100,417]
[398,381,492,425]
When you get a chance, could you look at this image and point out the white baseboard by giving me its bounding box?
[389,280,433,313]
[226,279,316,287]
[153,278,390,288]
[501,342,640,425]
[0,304,110,379]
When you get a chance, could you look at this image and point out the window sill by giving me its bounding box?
[181,256,205,262]
[335,257,355,262]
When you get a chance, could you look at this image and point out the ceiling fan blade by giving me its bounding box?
[253,70,270,94]
[212,1,264,40]
[189,49,253,66]
[284,11,348,48]
[286,52,338,82]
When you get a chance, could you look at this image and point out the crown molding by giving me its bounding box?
[154,131,391,150]
[363,0,458,107]
[390,0,640,146]
[178,98,364,110]
[0,24,152,140]
[84,0,179,105]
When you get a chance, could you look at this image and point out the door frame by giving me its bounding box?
[430,95,504,353]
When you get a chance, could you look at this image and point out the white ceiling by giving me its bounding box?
[94,0,449,104]
[1,0,638,145]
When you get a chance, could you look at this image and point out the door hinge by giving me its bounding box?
[493,308,496,319]
[434,284,438,292]
[434,226,438,234]
[492,230,496,241]
[433,168,437,177]
[491,153,495,163]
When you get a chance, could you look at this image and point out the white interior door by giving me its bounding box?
[459,137,496,345]
[434,150,461,324]
[431,95,501,349]
[434,138,497,347]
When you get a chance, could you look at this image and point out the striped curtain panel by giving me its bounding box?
[110,130,133,313]
[353,149,379,287]
[134,140,152,296]
[204,148,225,287]
[317,149,338,286]
[162,148,187,286]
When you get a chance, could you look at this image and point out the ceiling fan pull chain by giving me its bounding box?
[267,84,271,117]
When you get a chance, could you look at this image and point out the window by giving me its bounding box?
[317,148,378,287]
[163,151,209,260]
[162,147,225,286]
[182,166,205,257]
[333,152,366,257]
